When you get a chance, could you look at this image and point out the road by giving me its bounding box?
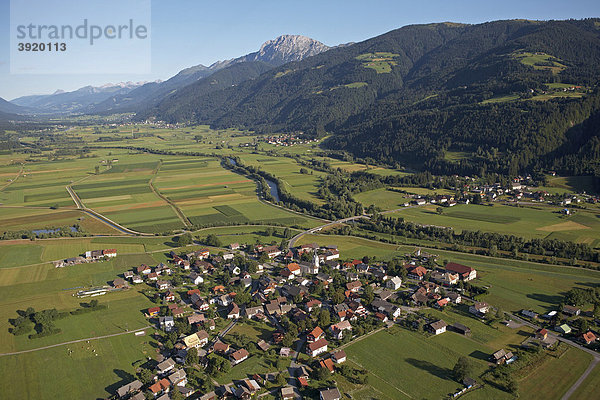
[0,325,151,357]
[66,185,153,236]
[288,203,425,248]
[207,319,237,348]
[506,312,600,399]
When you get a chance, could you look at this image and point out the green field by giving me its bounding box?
[0,331,156,400]
[296,233,600,313]
[356,52,399,73]
[388,203,600,245]
[354,188,411,211]
[570,361,600,400]
[344,328,510,400]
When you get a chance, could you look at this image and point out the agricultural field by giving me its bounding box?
[237,153,325,204]
[512,51,567,74]
[388,203,600,244]
[354,188,411,211]
[356,52,399,73]
[343,327,511,400]
[154,157,321,228]
[0,331,157,400]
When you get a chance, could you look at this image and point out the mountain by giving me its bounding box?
[0,97,29,115]
[11,82,150,114]
[89,35,331,114]
[141,19,600,177]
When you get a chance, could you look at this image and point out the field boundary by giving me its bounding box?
[149,160,192,227]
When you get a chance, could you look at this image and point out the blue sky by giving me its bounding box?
[1,0,599,100]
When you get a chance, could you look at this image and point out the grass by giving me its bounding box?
[354,188,410,211]
[570,360,600,400]
[0,331,157,400]
[356,52,399,73]
[388,203,600,242]
[518,347,592,399]
[513,51,567,75]
[344,328,508,399]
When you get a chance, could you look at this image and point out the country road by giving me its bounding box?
[0,325,152,357]
[287,203,425,248]
[507,312,600,399]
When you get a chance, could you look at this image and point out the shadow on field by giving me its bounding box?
[526,293,563,305]
[405,358,452,380]
[104,369,135,396]
[469,350,490,361]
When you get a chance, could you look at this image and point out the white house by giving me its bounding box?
[429,320,447,335]
[307,338,328,357]
[386,276,402,290]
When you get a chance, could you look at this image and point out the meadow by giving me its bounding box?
[296,233,600,313]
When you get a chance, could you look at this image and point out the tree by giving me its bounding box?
[318,309,331,327]
[452,356,473,382]
[363,285,374,305]
[276,372,287,386]
[283,227,292,238]
[436,206,444,215]
[177,232,193,246]
[138,367,154,385]
[185,347,199,366]
[94,165,100,174]
[203,234,222,247]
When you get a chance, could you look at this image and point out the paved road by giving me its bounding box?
[66,185,153,236]
[506,312,600,399]
[288,203,425,248]
[0,325,151,357]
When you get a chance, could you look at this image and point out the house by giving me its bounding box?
[159,316,175,332]
[103,249,117,258]
[429,320,447,335]
[563,305,581,316]
[346,281,362,293]
[172,307,184,318]
[187,313,205,326]
[469,302,489,317]
[156,358,176,375]
[447,292,461,304]
[230,348,249,365]
[147,272,159,281]
[319,388,342,400]
[189,272,204,285]
[183,332,208,349]
[330,320,352,340]
[307,326,324,343]
[227,264,241,275]
[227,303,240,319]
[116,380,142,398]
[213,341,230,354]
[431,271,459,286]
[281,386,295,400]
[245,306,264,319]
[262,245,281,258]
[148,307,161,317]
[332,350,346,364]
[383,275,401,289]
[320,358,335,373]
[164,290,176,302]
[521,309,538,319]
[256,340,270,351]
[124,271,134,280]
[168,369,188,387]
[149,379,171,397]
[406,265,427,280]
[113,278,127,289]
[307,338,328,357]
[451,323,471,336]
[445,262,477,281]
[490,349,514,365]
[305,298,322,312]
[156,280,169,290]
[229,243,240,250]
[195,249,210,259]
[132,275,143,284]
[137,265,151,275]
[536,328,548,340]
[580,331,597,345]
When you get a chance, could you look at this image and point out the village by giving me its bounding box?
[62,238,598,400]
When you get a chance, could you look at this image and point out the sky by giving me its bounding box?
[1,0,599,100]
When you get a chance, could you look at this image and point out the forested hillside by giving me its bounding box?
[140,19,600,176]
